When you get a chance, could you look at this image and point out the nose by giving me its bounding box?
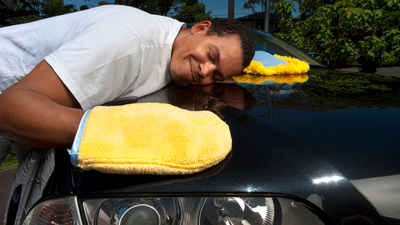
[199,62,216,78]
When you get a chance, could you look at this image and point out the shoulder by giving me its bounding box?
[96,6,184,31]
[150,15,185,31]
[92,7,184,44]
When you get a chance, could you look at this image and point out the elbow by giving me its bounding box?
[0,91,16,138]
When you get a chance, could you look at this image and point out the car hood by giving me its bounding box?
[14,69,397,225]
[72,69,400,187]
[63,69,400,223]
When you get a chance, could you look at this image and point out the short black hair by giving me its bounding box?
[206,18,255,69]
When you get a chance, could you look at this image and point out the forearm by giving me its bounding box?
[0,89,84,149]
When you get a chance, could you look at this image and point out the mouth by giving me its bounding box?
[187,57,199,84]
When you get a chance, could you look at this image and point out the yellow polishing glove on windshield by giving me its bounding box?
[68,103,232,175]
[242,51,309,75]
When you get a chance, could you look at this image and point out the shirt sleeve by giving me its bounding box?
[45,21,142,110]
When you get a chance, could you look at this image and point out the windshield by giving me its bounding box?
[249,29,323,66]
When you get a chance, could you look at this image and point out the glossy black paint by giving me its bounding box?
[5,61,400,225]
[69,69,400,224]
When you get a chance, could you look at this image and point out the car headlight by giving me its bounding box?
[81,196,328,225]
[22,196,329,225]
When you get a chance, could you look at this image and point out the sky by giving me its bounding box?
[63,0,264,18]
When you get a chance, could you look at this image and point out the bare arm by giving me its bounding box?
[0,60,85,149]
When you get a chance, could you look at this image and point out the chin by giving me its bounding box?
[170,71,180,82]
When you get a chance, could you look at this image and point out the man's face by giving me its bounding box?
[170,22,244,85]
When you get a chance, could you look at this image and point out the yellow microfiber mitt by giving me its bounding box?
[242,51,310,76]
[69,103,232,175]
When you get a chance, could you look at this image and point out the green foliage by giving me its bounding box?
[113,0,179,16]
[271,0,296,33]
[80,4,89,10]
[272,0,400,69]
[1,0,77,25]
[112,0,209,19]
[0,150,18,172]
[0,0,40,25]
[47,0,76,16]
[243,0,266,13]
[98,1,110,6]
[1,0,210,26]
[172,0,211,23]
[1,14,42,25]
[48,0,64,13]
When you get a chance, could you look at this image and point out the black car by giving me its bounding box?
[307,52,329,66]
[3,29,400,225]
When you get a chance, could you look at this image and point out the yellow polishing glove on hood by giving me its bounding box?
[68,103,232,175]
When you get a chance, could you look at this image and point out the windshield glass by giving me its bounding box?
[249,29,322,66]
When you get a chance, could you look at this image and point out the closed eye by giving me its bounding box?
[208,51,215,64]
[208,45,220,64]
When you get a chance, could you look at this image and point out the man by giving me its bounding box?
[0,5,255,149]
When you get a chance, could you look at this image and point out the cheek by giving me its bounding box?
[189,43,208,62]
[170,59,184,81]
[171,54,185,70]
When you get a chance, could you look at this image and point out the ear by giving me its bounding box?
[191,21,212,35]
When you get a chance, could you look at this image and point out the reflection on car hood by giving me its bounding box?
[235,69,400,180]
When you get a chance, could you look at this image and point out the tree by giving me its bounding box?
[1,0,40,25]
[1,0,79,25]
[80,4,89,10]
[243,0,266,13]
[242,0,286,13]
[272,0,400,71]
[241,0,334,30]
[113,0,180,16]
[172,0,211,23]
[98,1,111,6]
[47,0,76,16]
[295,0,335,20]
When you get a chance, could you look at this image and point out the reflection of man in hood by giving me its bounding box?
[174,83,255,119]
[137,82,255,120]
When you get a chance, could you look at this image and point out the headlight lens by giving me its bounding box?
[199,197,275,225]
[83,198,180,225]
[82,196,328,225]
[119,204,160,225]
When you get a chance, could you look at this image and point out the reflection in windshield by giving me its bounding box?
[250,29,322,67]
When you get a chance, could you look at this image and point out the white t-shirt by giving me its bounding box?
[0,5,184,110]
